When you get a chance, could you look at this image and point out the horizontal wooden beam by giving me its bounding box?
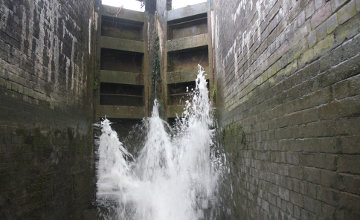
[167,2,208,22]
[100,70,144,85]
[167,33,208,52]
[167,105,186,118]
[167,67,210,84]
[96,105,145,119]
[101,6,144,23]
[101,36,144,53]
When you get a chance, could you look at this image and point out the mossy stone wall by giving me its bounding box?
[215,0,360,219]
[0,0,96,218]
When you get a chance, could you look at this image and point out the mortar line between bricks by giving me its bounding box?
[271,34,360,94]
[229,18,288,88]
[317,184,360,199]
[328,52,360,73]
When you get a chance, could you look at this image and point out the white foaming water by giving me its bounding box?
[96,66,224,220]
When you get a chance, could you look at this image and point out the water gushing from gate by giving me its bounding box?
[95,66,226,220]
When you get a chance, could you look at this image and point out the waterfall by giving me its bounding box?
[96,65,226,220]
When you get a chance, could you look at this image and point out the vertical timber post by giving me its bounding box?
[156,0,168,119]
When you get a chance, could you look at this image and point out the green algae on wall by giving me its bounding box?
[152,35,162,96]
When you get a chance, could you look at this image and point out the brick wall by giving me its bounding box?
[0,0,95,218]
[214,0,360,219]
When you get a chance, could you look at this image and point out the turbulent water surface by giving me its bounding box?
[95,66,227,220]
